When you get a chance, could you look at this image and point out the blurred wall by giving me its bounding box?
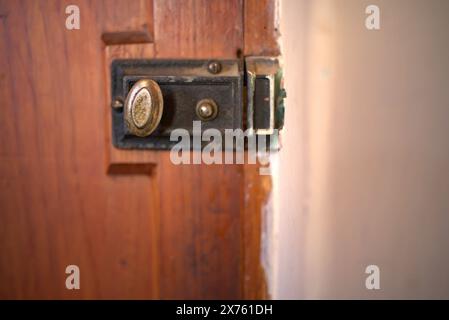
[273,0,449,299]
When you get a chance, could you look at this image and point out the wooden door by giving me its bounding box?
[0,0,279,299]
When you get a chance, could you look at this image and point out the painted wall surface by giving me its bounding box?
[274,0,449,299]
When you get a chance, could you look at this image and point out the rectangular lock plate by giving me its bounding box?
[110,58,284,150]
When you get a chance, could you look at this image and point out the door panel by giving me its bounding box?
[0,0,278,299]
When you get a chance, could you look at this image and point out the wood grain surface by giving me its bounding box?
[0,0,279,299]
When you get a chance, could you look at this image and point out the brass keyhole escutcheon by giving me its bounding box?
[124,79,163,137]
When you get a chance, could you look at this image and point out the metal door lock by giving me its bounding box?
[110,57,285,150]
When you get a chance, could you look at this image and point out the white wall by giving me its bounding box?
[273,0,449,299]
